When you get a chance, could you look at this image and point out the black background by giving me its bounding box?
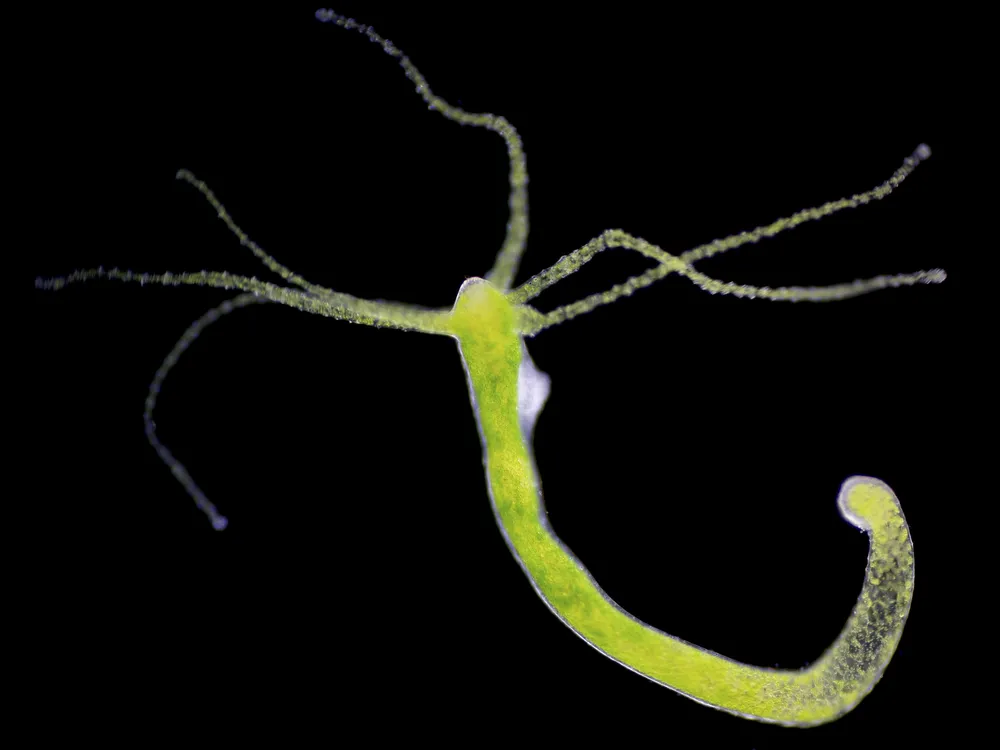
[29,4,975,745]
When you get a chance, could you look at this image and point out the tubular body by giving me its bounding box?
[449,278,914,726]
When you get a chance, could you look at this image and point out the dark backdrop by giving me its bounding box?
[29,4,973,746]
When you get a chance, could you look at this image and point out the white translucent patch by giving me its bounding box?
[453,276,486,304]
[518,343,551,438]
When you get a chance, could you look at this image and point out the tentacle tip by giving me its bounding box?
[211,515,229,531]
[915,143,932,160]
[927,268,947,283]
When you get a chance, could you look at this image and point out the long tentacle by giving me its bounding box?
[514,229,944,335]
[509,144,943,335]
[144,294,265,529]
[315,9,529,292]
[175,169,341,298]
[35,266,454,334]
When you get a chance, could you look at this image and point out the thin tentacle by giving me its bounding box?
[514,226,944,335]
[679,143,932,266]
[516,240,944,335]
[315,9,528,292]
[175,169,341,298]
[144,294,265,530]
[509,144,942,335]
[35,267,454,334]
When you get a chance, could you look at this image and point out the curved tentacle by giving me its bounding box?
[144,294,265,529]
[508,144,944,335]
[175,169,342,298]
[514,227,944,335]
[315,9,529,292]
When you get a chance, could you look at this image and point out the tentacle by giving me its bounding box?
[315,9,529,292]
[679,143,932,266]
[175,169,341,298]
[35,267,454,335]
[515,229,945,335]
[509,144,943,335]
[144,294,265,530]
